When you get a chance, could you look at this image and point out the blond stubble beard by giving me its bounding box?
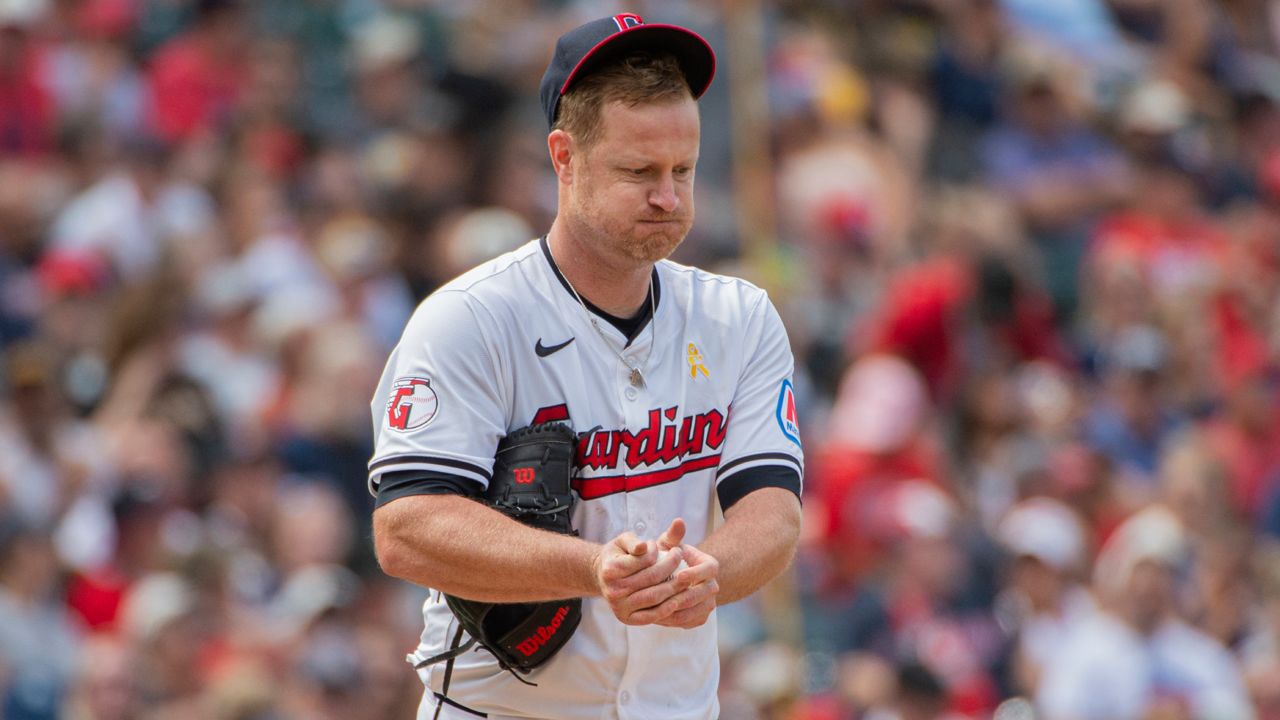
[622,222,690,263]
[567,191,692,266]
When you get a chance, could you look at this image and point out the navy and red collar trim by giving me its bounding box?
[539,235,660,343]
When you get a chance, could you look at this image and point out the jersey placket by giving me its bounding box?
[550,276,664,712]
[605,308,663,719]
[586,306,662,548]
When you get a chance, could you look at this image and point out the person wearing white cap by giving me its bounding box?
[995,498,1095,696]
[1036,506,1254,720]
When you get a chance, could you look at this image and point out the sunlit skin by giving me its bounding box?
[547,95,700,317]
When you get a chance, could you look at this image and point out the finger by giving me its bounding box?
[657,597,717,629]
[619,589,680,622]
[668,578,719,611]
[613,553,691,614]
[668,599,717,629]
[628,577,718,624]
[678,542,716,569]
[601,551,659,583]
[608,547,684,599]
[670,545,718,587]
[625,591,686,625]
[657,518,686,551]
[619,577,682,614]
[672,558,716,588]
[613,532,646,556]
[599,533,659,580]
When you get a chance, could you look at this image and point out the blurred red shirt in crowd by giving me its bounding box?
[145,1,247,142]
[809,355,946,590]
[1206,194,1280,520]
[1202,319,1280,520]
[1090,210,1229,299]
[857,255,1068,400]
[0,18,53,157]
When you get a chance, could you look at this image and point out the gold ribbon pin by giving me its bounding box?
[687,343,710,378]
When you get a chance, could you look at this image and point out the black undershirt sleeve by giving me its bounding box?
[377,466,800,512]
[375,469,485,508]
[716,465,802,511]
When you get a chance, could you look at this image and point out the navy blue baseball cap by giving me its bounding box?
[539,13,716,130]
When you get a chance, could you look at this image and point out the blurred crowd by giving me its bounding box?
[0,0,1278,718]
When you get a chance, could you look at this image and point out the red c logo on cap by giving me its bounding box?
[613,13,643,31]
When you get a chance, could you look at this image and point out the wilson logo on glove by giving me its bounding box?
[516,605,570,657]
[513,467,536,484]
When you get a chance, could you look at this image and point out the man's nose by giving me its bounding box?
[648,174,679,213]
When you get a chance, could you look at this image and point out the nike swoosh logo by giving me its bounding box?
[535,337,575,357]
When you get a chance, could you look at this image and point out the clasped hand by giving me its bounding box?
[594,518,719,629]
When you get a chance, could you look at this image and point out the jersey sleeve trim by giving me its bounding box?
[367,454,493,496]
[716,452,802,483]
[375,470,485,508]
[716,465,801,510]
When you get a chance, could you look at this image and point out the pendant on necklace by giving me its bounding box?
[629,368,644,387]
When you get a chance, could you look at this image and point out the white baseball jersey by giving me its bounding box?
[369,237,803,720]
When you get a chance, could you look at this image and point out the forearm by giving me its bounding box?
[698,487,801,604]
[374,494,600,603]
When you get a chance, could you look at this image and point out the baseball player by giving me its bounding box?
[370,14,803,720]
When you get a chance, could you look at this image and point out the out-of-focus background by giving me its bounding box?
[0,0,1278,718]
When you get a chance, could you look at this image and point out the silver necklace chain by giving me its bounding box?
[562,273,657,388]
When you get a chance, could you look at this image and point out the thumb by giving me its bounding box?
[615,533,648,557]
[657,518,686,551]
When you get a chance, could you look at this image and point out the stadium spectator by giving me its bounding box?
[1038,506,1254,719]
[0,2,1274,717]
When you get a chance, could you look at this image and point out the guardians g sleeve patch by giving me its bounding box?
[386,377,440,431]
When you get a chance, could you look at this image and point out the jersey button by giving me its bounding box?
[619,691,631,705]
[634,521,646,534]
[624,386,638,401]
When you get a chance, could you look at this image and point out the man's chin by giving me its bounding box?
[627,228,688,263]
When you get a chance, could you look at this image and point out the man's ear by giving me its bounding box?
[548,129,575,184]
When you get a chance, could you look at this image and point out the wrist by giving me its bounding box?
[587,544,605,597]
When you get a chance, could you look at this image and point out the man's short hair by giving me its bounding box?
[553,52,693,150]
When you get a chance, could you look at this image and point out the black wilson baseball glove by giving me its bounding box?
[414,422,582,682]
